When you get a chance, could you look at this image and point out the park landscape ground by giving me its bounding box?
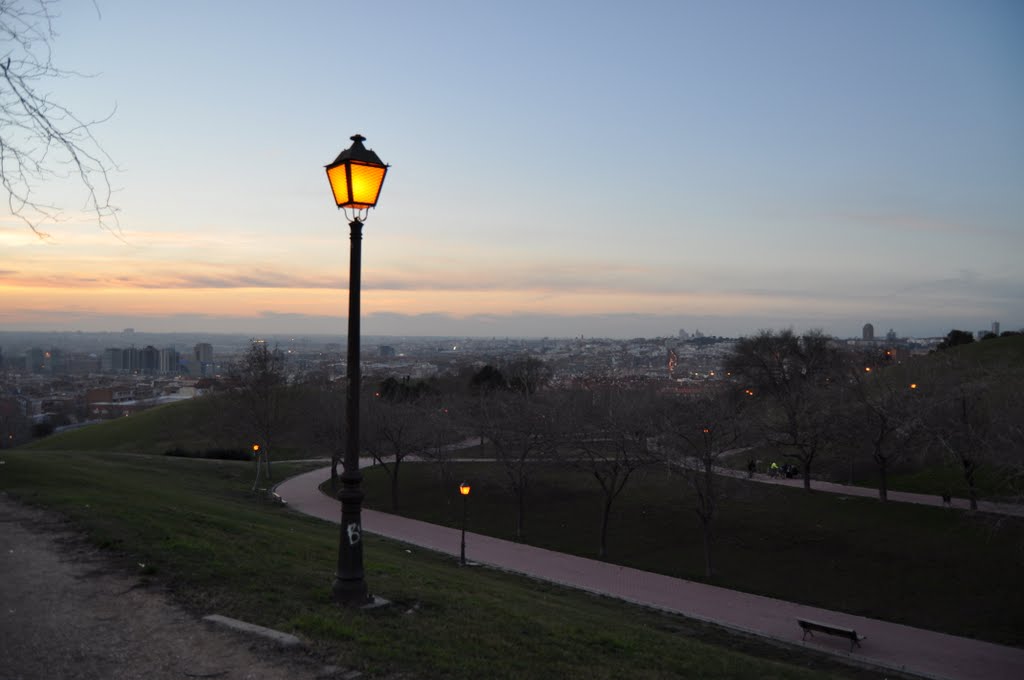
[2,338,1023,678]
[1,450,895,680]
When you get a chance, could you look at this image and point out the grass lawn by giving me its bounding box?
[0,449,887,680]
[21,397,320,461]
[359,461,1024,648]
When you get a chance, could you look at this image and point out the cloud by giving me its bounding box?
[0,268,342,290]
[828,212,1023,240]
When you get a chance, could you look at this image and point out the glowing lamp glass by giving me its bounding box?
[459,483,471,496]
[327,161,387,209]
[325,135,388,210]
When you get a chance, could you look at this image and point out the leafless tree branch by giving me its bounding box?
[1,0,119,238]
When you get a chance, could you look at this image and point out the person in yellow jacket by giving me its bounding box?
[769,461,780,478]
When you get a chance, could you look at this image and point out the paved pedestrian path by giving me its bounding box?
[275,467,1024,680]
[725,468,1024,517]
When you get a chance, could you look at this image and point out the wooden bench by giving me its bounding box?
[797,618,865,652]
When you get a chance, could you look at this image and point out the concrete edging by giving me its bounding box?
[203,614,303,648]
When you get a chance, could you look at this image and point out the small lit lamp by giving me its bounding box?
[459,482,471,565]
[250,444,264,493]
[327,134,389,607]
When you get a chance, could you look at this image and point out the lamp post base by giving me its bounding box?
[331,575,371,606]
[331,579,388,609]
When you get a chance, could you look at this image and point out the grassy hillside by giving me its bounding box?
[0,450,883,680]
[23,399,214,454]
[932,334,1024,368]
[808,335,1024,495]
[24,395,319,461]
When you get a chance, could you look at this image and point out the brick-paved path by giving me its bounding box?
[275,466,1024,680]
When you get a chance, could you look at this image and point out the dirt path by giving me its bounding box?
[0,493,344,680]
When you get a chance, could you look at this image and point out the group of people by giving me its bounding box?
[768,461,799,479]
[747,459,799,479]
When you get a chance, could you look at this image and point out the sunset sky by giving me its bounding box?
[2,0,1021,339]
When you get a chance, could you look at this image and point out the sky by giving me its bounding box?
[2,0,1022,339]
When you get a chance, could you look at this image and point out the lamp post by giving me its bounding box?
[459,482,471,565]
[325,134,388,606]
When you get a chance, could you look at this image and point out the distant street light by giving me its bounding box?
[326,134,389,606]
[251,444,263,492]
[459,482,471,566]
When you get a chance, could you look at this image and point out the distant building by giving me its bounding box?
[159,347,179,374]
[124,347,141,373]
[194,343,214,363]
[992,321,1001,336]
[101,348,124,372]
[678,329,690,341]
[192,342,214,377]
[863,323,874,341]
[885,328,897,342]
[379,345,396,357]
[26,347,46,374]
[141,346,159,374]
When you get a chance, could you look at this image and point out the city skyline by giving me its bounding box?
[2,1,1022,340]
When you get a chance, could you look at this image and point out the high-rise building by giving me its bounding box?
[862,323,874,341]
[159,347,179,374]
[26,347,45,373]
[992,321,1001,336]
[194,343,214,363]
[141,346,160,374]
[101,348,124,372]
[125,347,141,373]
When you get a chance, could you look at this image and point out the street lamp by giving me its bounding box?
[326,134,389,606]
[459,482,471,566]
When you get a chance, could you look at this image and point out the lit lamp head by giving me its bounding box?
[252,444,260,454]
[325,134,388,223]
[459,482,471,496]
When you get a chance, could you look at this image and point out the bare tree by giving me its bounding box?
[293,378,345,490]
[479,385,555,541]
[502,355,552,395]
[926,367,994,511]
[416,396,468,504]
[561,386,656,559]
[228,341,287,489]
[727,329,843,490]
[362,388,433,512]
[1,0,119,237]
[847,360,926,502]
[661,386,747,578]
